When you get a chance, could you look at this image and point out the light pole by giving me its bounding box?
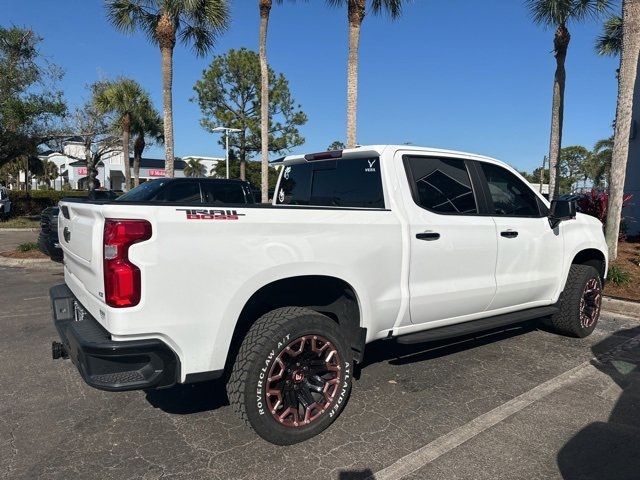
[212,127,241,179]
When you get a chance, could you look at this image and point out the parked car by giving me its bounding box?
[115,178,255,204]
[0,186,10,220]
[50,145,607,445]
[38,206,63,262]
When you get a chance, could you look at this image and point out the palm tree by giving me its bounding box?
[183,158,205,177]
[106,0,229,178]
[605,0,640,259]
[327,0,405,148]
[526,0,612,200]
[93,78,149,191]
[589,136,613,187]
[131,98,163,187]
[596,14,623,55]
[36,159,59,188]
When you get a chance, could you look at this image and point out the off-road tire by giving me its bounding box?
[227,307,353,445]
[549,264,603,338]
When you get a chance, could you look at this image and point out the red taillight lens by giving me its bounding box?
[103,219,152,308]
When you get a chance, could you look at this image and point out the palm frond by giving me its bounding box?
[370,0,407,19]
[570,0,613,22]
[595,14,622,56]
[179,0,229,56]
[105,0,161,45]
[525,0,611,26]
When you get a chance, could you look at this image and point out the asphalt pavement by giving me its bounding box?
[1,245,639,480]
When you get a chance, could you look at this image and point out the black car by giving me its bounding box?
[38,206,63,262]
[39,179,255,262]
[116,178,255,204]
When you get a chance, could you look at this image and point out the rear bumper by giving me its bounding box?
[50,284,179,391]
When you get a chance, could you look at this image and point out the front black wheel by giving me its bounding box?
[227,307,353,445]
[549,264,603,338]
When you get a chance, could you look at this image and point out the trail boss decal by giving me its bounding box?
[176,208,246,220]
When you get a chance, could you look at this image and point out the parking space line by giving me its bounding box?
[371,333,640,480]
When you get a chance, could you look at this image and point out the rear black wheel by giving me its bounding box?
[227,307,353,445]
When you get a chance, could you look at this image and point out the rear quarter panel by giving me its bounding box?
[84,204,402,379]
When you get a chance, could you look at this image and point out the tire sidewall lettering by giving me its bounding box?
[255,333,290,416]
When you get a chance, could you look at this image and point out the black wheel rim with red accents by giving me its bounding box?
[580,277,602,328]
[266,335,342,428]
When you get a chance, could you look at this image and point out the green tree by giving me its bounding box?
[606,0,640,259]
[94,78,152,191]
[212,154,279,192]
[559,145,590,190]
[193,48,307,181]
[327,140,346,150]
[0,26,66,168]
[596,14,623,55]
[327,0,407,148]
[584,137,613,187]
[526,0,612,200]
[183,158,206,177]
[105,0,230,177]
[36,159,59,187]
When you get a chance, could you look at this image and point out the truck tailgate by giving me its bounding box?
[58,201,105,312]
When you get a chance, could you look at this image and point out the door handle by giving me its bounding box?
[500,230,518,238]
[416,232,440,241]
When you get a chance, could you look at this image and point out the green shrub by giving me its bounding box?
[17,242,39,252]
[608,265,631,286]
[7,190,88,216]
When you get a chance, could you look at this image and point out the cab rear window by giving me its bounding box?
[276,158,384,209]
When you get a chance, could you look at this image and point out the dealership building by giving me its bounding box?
[38,138,222,190]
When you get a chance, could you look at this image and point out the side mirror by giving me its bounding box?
[549,199,577,229]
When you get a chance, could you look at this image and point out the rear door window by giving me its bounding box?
[404,156,478,214]
[276,158,384,209]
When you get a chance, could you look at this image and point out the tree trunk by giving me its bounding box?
[547,25,570,201]
[157,12,176,178]
[85,145,95,192]
[606,0,640,260]
[122,113,131,192]
[133,133,145,187]
[240,131,247,181]
[259,1,271,203]
[160,46,175,178]
[346,2,365,149]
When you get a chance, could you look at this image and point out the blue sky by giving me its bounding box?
[2,0,621,173]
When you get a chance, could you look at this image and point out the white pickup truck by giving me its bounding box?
[51,145,607,445]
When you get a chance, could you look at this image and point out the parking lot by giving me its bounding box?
[1,239,639,479]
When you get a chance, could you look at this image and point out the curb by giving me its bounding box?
[0,228,39,232]
[0,254,61,269]
[602,296,640,318]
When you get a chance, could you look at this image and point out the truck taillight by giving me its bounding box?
[103,219,152,308]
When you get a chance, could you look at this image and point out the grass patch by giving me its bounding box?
[608,265,631,286]
[17,242,39,252]
[0,217,40,229]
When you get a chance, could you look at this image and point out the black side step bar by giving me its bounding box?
[395,305,559,345]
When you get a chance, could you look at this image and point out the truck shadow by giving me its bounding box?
[145,321,541,415]
[556,326,640,480]
[145,379,229,414]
